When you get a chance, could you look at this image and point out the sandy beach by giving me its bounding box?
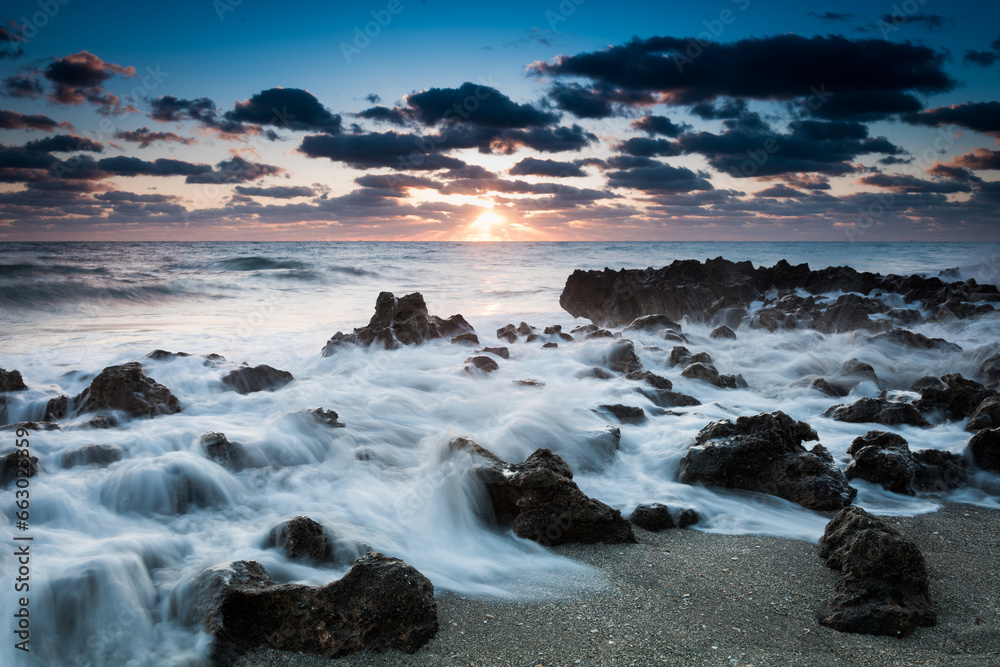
[239,503,1000,667]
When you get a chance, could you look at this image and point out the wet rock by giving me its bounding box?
[966,396,1000,432]
[658,329,689,343]
[598,404,646,425]
[144,350,191,361]
[323,292,474,354]
[710,325,736,340]
[578,367,615,380]
[845,431,965,495]
[201,432,250,472]
[69,362,181,419]
[192,553,437,664]
[823,397,930,427]
[543,325,562,335]
[681,362,720,384]
[267,516,327,562]
[625,370,672,390]
[542,342,559,349]
[87,415,116,429]
[606,340,642,374]
[668,346,692,368]
[840,358,877,382]
[0,369,27,392]
[629,503,699,531]
[980,352,1000,387]
[43,395,69,421]
[811,378,848,397]
[625,314,681,332]
[911,376,945,392]
[639,388,701,408]
[579,426,622,471]
[464,356,499,374]
[59,444,123,468]
[3,421,58,432]
[496,324,518,343]
[915,373,998,420]
[221,364,294,394]
[308,407,345,428]
[571,324,599,336]
[512,379,545,388]
[517,322,535,336]
[480,346,510,360]
[679,411,856,511]
[814,294,875,333]
[911,449,967,494]
[451,332,480,345]
[870,328,962,352]
[967,428,1000,472]
[583,328,612,339]
[818,506,936,637]
[451,439,636,545]
[1,450,38,487]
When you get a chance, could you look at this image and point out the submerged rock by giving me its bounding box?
[639,388,701,408]
[624,370,672,390]
[679,411,856,511]
[47,362,181,421]
[464,356,499,374]
[221,364,294,394]
[915,373,997,421]
[58,444,123,468]
[811,378,848,397]
[0,369,27,392]
[450,438,636,545]
[818,506,936,637]
[144,349,192,361]
[450,332,480,345]
[823,397,930,427]
[966,396,1000,432]
[967,428,1000,472]
[191,553,437,664]
[870,328,962,352]
[598,404,647,425]
[840,358,877,382]
[845,431,966,495]
[267,516,326,562]
[710,325,736,340]
[1,450,38,487]
[201,432,250,472]
[606,339,642,374]
[980,352,1000,387]
[307,407,346,428]
[629,503,699,531]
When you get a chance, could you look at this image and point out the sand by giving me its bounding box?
[237,503,1000,667]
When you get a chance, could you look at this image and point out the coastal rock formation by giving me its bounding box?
[639,388,701,408]
[191,553,437,664]
[680,362,747,389]
[870,328,962,352]
[629,503,699,531]
[818,506,936,637]
[845,431,966,495]
[267,516,326,562]
[966,396,1000,432]
[967,428,1000,472]
[606,339,642,373]
[679,411,856,511]
[1,450,38,487]
[464,355,499,374]
[823,397,930,427]
[322,292,473,355]
[450,438,636,545]
[307,407,346,428]
[625,370,672,390]
[598,404,646,425]
[201,432,250,472]
[710,325,736,340]
[221,364,294,394]
[451,332,480,345]
[42,362,181,422]
[58,443,123,468]
[0,369,27,392]
[559,257,997,329]
[915,373,998,421]
[980,352,1000,387]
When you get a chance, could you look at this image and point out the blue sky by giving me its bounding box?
[1,0,998,240]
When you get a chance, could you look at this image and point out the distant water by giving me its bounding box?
[1,241,999,666]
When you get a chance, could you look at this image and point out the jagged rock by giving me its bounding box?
[814,294,876,333]
[598,404,646,424]
[578,367,615,380]
[606,340,642,373]
[542,342,558,348]
[639,388,701,408]
[496,324,517,343]
[818,507,936,637]
[191,553,438,664]
[1,450,38,487]
[516,322,535,336]
[629,503,699,531]
[480,346,510,359]
[823,397,930,427]
[586,328,614,339]
[56,362,181,420]
[44,395,69,421]
[571,324,598,336]
[871,328,962,352]
[267,516,326,562]
[657,329,688,343]
[58,444,123,468]
[812,378,848,397]
[451,439,636,545]
[710,325,736,340]
[0,369,27,392]
[915,373,998,420]
[681,362,720,384]
[465,356,499,374]
[625,370,672,390]
[201,432,250,472]
[144,350,191,361]
[668,346,692,368]
[2,421,58,432]
[966,396,1000,432]
[840,358,877,382]
[512,379,545,387]
[308,407,345,428]
[625,314,681,332]
[679,411,856,511]
[221,364,294,394]
[967,428,1000,472]
[911,449,967,494]
[911,376,945,392]
[323,292,474,354]
[980,352,1000,387]
[845,431,965,495]
[87,415,115,429]
[451,332,479,345]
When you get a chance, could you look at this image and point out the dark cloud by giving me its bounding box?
[903,101,1000,136]
[25,179,107,192]
[0,146,57,169]
[24,135,103,153]
[754,184,804,198]
[690,99,749,120]
[150,95,256,137]
[954,149,1000,170]
[927,163,979,181]
[1,73,43,98]
[614,137,681,157]
[97,156,212,177]
[224,88,342,134]
[0,109,71,131]
[299,131,466,171]
[878,155,914,166]
[606,162,714,193]
[405,82,558,128]
[508,157,586,177]
[185,156,283,183]
[546,82,655,119]
[93,191,176,203]
[43,51,137,115]
[858,172,972,193]
[630,115,690,137]
[234,185,315,198]
[0,25,25,59]
[877,13,955,31]
[113,127,195,148]
[357,105,409,126]
[964,50,998,67]
[806,12,857,22]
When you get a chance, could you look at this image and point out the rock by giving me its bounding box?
[624,370,672,390]
[308,407,345,428]
[66,362,181,419]
[191,553,438,664]
[967,428,1000,472]
[814,294,874,333]
[668,346,692,368]
[681,362,720,384]
[840,358,877,382]
[512,379,545,387]
[639,388,701,408]
[823,397,930,427]
[915,373,998,420]
[966,396,1000,432]
[452,439,636,545]
[586,328,614,339]
[625,314,681,332]
[201,432,250,472]
[451,332,480,345]
[606,340,642,373]
[58,444,123,468]
[629,503,699,531]
[480,346,510,360]
[598,404,646,425]
[818,506,936,637]
[710,325,736,340]
[496,324,518,343]
[0,369,27,392]
[1,450,38,487]
[845,431,964,495]
[679,411,856,511]
[911,449,967,494]
[2,421,58,432]
[657,329,688,343]
[267,516,326,562]
[871,328,962,352]
[323,292,474,354]
[543,325,562,334]
[517,322,535,336]
[578,367,615,380]
[87,415,116,429]
[980,352,1000,387]
[44,395,69,421]
[144,350,191,361]
[579,426,622,471]
[465,356,499,374]
[811,378,848,397]
[911,376,945,392]
[542,342,558,349]
[221,364,294,394]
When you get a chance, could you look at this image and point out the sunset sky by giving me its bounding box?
[1,0,998,241]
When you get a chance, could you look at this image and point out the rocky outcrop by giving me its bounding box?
[221,364,294,394]
[915,373,998,422]
[190,553,437,665]
[629,503,699,531]
[323,292,473,355]
[307,407,346,428]
[451,332,479,345]
[267,516,326,562]
[465,356,499,374]
[42,363,180,422]
[845,431,966,495]
[0,369,27,392]
[606,340,642,374]
[1,450,37,487]
[450,439,636,545]
[144,350,192,361]
[966,396,1000,432]
[201,432,250,472]
[980,352,1000,388]
[823,397,929,427]
[818,507,936,637]
[680,362,747,389]
[679,411,856,511]
[967,428,1000,472]
[710,325,736,340]
[58,444,123,468]
[598,404,646,425]
[639,388,701,408]
[625,370,672,390]
[870,328,962,352]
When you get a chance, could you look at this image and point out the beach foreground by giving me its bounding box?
[239,503,1000,667]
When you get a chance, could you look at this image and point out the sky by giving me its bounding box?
[0,0,998,242]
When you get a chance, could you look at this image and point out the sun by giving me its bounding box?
[467,210,506,241]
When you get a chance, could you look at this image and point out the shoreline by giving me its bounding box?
[238,502,1000,667]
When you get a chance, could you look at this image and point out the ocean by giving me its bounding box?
[1,241,999,665]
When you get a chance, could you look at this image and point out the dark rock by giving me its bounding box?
[691,351,713,365]
[580,426,622,471]
[221,364,294,394]
[845,432,915,494]
[679,411,856,511]
[203,353,227,367]
[625,314,681,332]
[44,395,69,421]
[267,516,326,562]
[451,439,636,545]
[192,553,437,664]
[639,388,701,408]
[542,342,559,349]
[625,370,672,390]
[512,379,545,387]
[717,373,748,389]
[201,432,250,472]
[980,352,1000,387]
[814,294,874,333]
[911,376,945,392]
[668,346,692,368]
[525,333,543,343]
[144,350,191,361]
[496,324,518,344]
[70,362,181,419]
[871,328,962,352]
[840,358,877,382]
[606,340,642,373]
[598,404,646,424]
[517,322,535,336]
[967,428,1000,472]
[323,292,474,354]
[465,356,499,374]
[570,324,598,336]
[451,332,480,345]
[87,415,116,429]
[3,421,58,432]
[966,396,1000,432]
[823,397,930,427]
[681,362,720,384]
[629,503,699,531]
[543,325,562,334]
[1,450,38,487]
[0,369,27,392]
[818,506,936,637]
[308,407,345,428]
[59,444,123,468]
[888,308,922,324]
[578,367,615,380]
[915,373,998,420]
[812,378,848,397]
[585,328,614,339]
[710,325,737,340]
[911,449,967,494]
[480,346,510,360]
